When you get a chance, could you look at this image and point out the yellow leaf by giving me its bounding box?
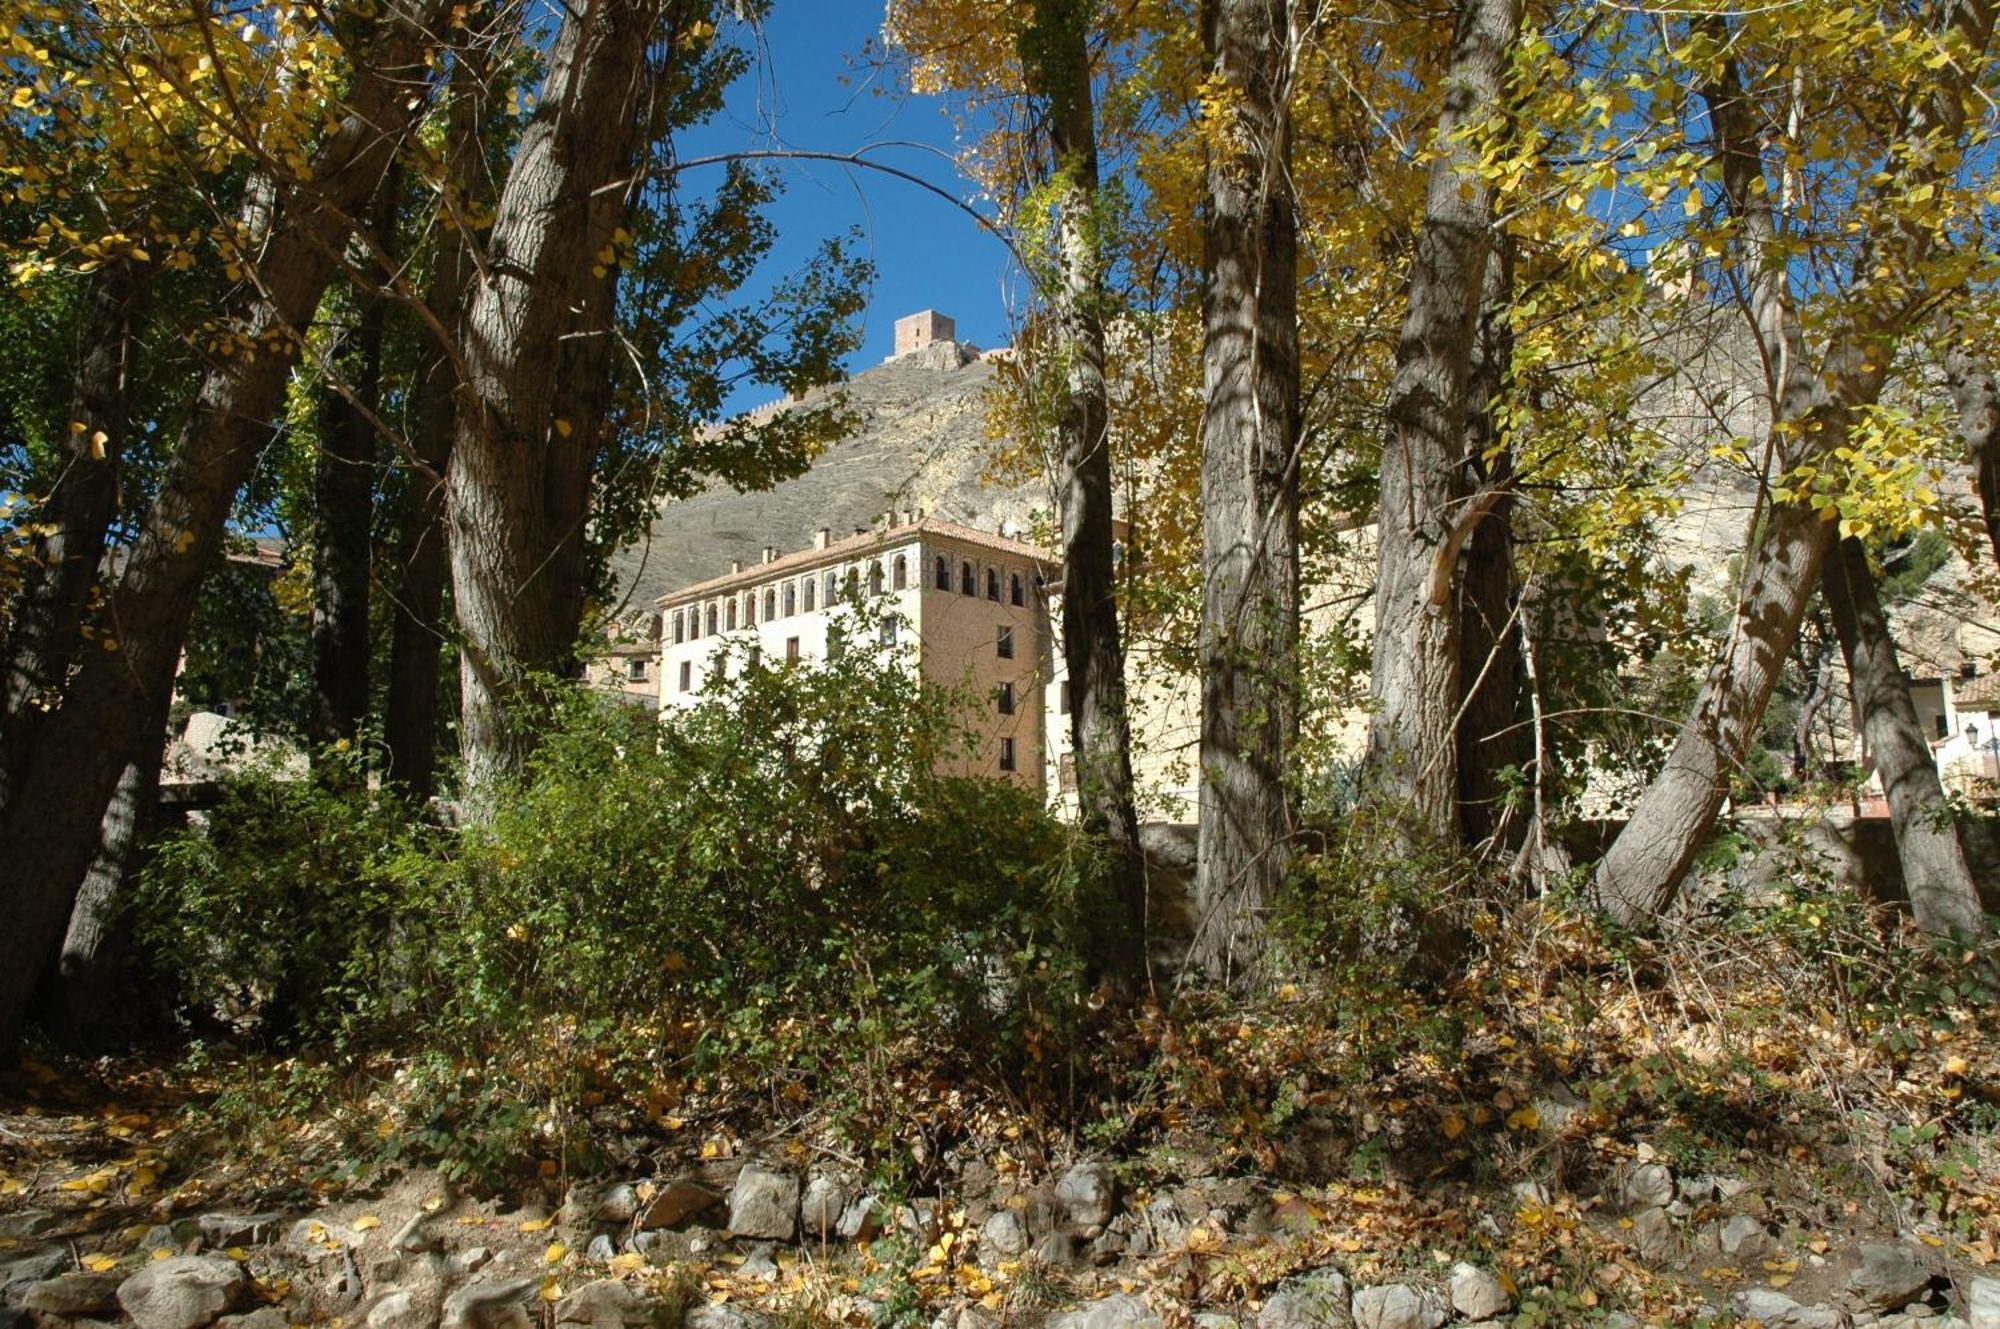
[553,418,573,438]
[352,1217,381,1232]
[226,1247,248,1262]
[545,1242,567,1264]
[608,1253,645,1275]
[1442,1114,1465,1140]
[83,1255,119,1272]
[1505,1106,1540,1132]
[151,1249,172,1262]
[539,1277,562,1303]
[518,1218,552,1233]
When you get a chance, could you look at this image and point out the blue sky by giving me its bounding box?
[682,4,1016,412]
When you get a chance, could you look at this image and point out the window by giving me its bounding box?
[997,681,1015,715]
[996,625,1014,659]
[627,658,648,682]
[764,588,777,621]
[986,568,1000,601]
[935,555,951,590]
[824,570,838,605]
[960,560,975,595]
[748,645,761,670]
[784,583,797,616]
[786,636,800,660]
[706,604,718,635]
[1010,573,1024,607]
[726,600,737,631]
[743,594,755,627]
[1060,680,1071,714]
[803,577,816,612]
[893,555,907,591]
[880,616,898,647]
[869,561,884,595]
[999,737,1017,773]
[673,611,685,645]
[1939,714,1951,739]
[679,661,692,693]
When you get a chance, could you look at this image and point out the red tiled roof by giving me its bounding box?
[654,518,1055,607]
[1956,672,2000,709]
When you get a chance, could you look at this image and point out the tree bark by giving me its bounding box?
[1365,0,1520,848]
[1824,536,1985,940]
[1456,240,1528,853]
[1190,0,1301,986]
[1943,345,2000,571]
[1020,0,1146,951]
[312,237,387,748]
[1592,1,1992,925]
[447,0,653,808]
[0,5,440,1049]
[0,259,150,805]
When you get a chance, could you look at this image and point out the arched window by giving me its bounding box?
[1010,573,1024,607]
[784,582,797,616]
[764,587,777,620]
[845,567,860,595]
[706,603,718,635]
[869,561,884,595]
[744,593,755,627]
[935,555,951,590]
[893,555,907,591]
[803,576,816,612]
[673,611,685,644]
[960,560,975,595]
[986,568,1000,601]
[824,570,838,605]
[725,599,737,631]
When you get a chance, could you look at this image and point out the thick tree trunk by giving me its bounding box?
[0,7,439,1048]
[312,263,385,748]
[1456,241,1528,852]
[1190,0,1301,986]
[1943,346,2000,571]
[1592,0,1993,923]
[385,57,484,797]
[1021,0,1145,949]
[1824,537,1984,940]
[447,0,652,808]
[1365,0,1520,848]
[0,260,149,805]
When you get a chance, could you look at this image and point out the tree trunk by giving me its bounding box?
[1021,0,1145,952]
[1365,0,1520,848]
[1592,0,1993,924]
[385,55,485,797]
[0,6,440,1049]
[312,246,387,748]
[0,259,149,805]
[1190,0,1301,986]
[1456,239,1528,853]
[1824,536,1984,940]
[1944,345,2000,571]
[447,0,652,808]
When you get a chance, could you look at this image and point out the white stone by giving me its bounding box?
[1733,1288,1847,1329]
[1448,1264,1511,1321]
[1624,1163,1675,1209]
[1349,1284,1445,1329]
[1721,1214,1772,1259]
[980,1210,1028,1259]
[1968,1279,2000,1329]
[727,1165,798,1242]
[1045,1294,1162,1329]
[1851,1245,1933,1311]
[1258,1272,1351,1329]
[117,1256,247,1329]
[800,1176,848,1241]
[1055,1163,1117,1227]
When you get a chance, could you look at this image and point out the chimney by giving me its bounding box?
[762,545,778,563]
[814,528,831,550]
[885,511,900,530]
[730,559,743,574]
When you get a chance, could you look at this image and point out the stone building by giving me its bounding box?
[655,513,1057,789]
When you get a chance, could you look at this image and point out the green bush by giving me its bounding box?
[134,626,1102,1177]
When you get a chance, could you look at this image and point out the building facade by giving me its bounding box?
[655,514,1057,789]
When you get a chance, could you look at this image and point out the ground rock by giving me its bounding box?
[1850,1246,1933,1310]
[218,1308,289,1329]
[441,1279,538,1329]
[1045,1294,1161,1329]
[556,1280,650,1329]
[0,1214,56,1244]
[116,1257,246,1329]
[1447,1264,1510,1321]
[1055,1164,1116,1228]
[979,1211,1028,1261]
[1721,1215,1773,1260]
[1627,1207,1677,1265]
[639,1180,720,1232]
[738,1246,778,1281]
[444,1251,491,1280]
[800,1177,848,1242]
[685,1307,770,1329]
[727,1167,798,1242]
[1032,1232,1076,1267]
[1624,1164,1675,1209]
[594,1187,640,1226]
[1348,1284,1445,1329]
[197,1215,287,1249]
[366,1289,438,1329]
[1257,1271,1351,1329]
[1734,1288,1848,1328]
[22,1274,122,1316]
[1,1251,69,1306]
[1968,1277,2000,1329]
